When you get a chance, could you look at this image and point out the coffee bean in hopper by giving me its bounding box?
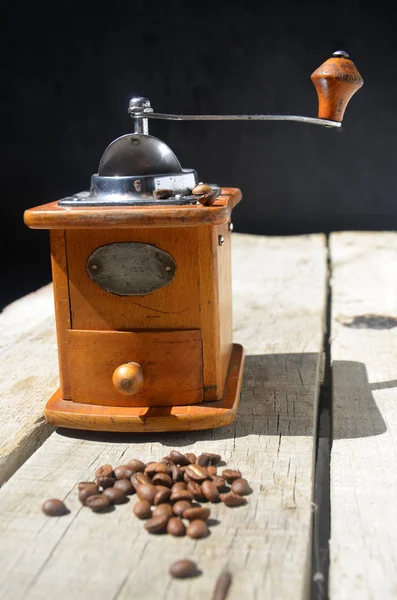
[169,559,198,579]
[42,499,69,516]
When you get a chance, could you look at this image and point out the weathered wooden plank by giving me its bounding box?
[0,233,327,599]
[0,284,57,484]
[330,232,397,599]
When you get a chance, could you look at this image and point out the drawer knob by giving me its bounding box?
[112,362,144,395]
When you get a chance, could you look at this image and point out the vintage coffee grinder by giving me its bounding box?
[24,52,363,432]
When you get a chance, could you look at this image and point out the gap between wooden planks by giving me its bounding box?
[0,233,327,600]
[330,232,397,600]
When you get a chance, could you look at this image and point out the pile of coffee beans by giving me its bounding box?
[41,450,252,584]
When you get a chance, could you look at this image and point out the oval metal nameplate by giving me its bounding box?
[87,242,176,296]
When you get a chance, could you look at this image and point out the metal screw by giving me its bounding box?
[219,235,225,246]
[165,266,171,272]
[228,222,234,232]
[91,264,98,270]
[332,50,349,58]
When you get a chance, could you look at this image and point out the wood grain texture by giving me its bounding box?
[0,285,57,484]
[43,344,244,432]
[0,233,327,599]
[311,55,363,122]
[66,226,201,332]
[23,188,242,229]
[198,223,232,401]
[50,230,72,398]
[67,329,203,407]
[330,232,397,599]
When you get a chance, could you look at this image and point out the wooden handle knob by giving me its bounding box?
[311,51,363,122]
[112,362,144,395]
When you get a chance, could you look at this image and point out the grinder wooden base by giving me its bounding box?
[44,344,245,432]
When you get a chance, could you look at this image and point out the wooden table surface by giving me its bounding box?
[0,231,395,599]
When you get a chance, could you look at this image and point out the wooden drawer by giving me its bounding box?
[66,329,203,407]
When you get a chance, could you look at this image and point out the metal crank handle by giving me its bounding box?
[129,51,363,133]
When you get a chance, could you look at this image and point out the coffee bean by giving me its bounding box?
[42,499,68,516]
[144,462,158,476]
[133,500,152,519]
[184,507,211,521]
[170,489,193,503]
[114,479,135,495]
[192,183,213,196]
[145,515,168,534]
[207,466,217,476]
[222,469,241,482]
[152,503,173,519]
[79,486,99,503]
[95,476,116,489]
[154,489,172,505]
[114,465,135,480]
[152,473,173,488]
[78,482,98,492]
[186,519,209,539]
[169,450,190,466]
[131,472,151,489]
[183,471,190,484]
[169,559,198,579]
[219,492,247,507]
[136,483,157,504]
[202,480,220,503]
[95,464,114,478]
[126,458,146,473]
[184,452,197,464]
[173,500,192,516]
[161,456,171,462]
[145,462,171,476]
[185,465,209,482]
[85,494,111,512]
[167,517,186,537]
[210,476,229,492]
[231,478,252,496]
[170,463,183,482]
[103,487,127,504]
[187,481,206,501]
[172,482,187,491]
[197,453,221,467]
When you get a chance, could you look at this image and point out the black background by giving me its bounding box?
[1,0,395,308]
